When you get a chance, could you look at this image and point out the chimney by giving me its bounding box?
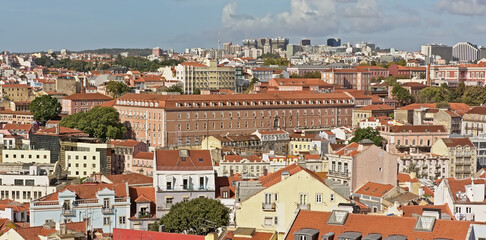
[426,64,431,86]
[56,124,60,135]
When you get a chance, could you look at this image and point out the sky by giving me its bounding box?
[2,0,486,53]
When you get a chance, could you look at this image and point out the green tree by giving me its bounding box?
[397,59,407,66]
[193,88,201,95]
[461,86,486,106]
[166,84,183,93]
[105,81,131,98]
[152,198,229,235]
[350,127,384,147]
[392,85,412,105]
[59,106,125,141]
[289,73,301,78]
[456,81,466,97]
[30,95,62,124]
[418,87,449,103]
[302,71,321,78]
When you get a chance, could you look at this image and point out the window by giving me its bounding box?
[330,194,335,202]
[166,181,172,190]
[466,207,472,213]
[264,217,273,226]
[25,180,34,186]
[103,198,110,209]
[316,194,322,203]
[103,217,110,225]
[274,216,278,225]
[455,207,461,213]
[119,216,126,224]
[14,179,23,186]
[274,193,278,202]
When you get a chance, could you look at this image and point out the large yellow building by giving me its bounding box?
[175,60,236,94]
[235,164,349,239]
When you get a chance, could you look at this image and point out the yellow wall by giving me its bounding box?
[235,170,349,237]
[288,140,312,155]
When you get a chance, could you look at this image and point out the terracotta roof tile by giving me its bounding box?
[222,230,275,240]
[354,182,395,198]
[388,125,447,133]
[357,104,394,111]
[259,164,303,188]
[441,138,475,148]
[133,152,154,160]
[39,182,127,202]
[104,173,153,185]
[401,204,454,219]
[63,93,113,100]
[285,210,477,240]
[155,150,213,171]
[397,173,419,183]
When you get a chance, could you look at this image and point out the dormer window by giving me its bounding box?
[202,102,207,107]
[176,103,181,107]
[219,102,223,106]
[210,102,215,106]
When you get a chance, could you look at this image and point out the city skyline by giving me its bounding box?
[2,0,486,52]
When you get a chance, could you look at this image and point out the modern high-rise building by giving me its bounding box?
[421,44,452,61]
[300,38,311,46]
[327,37,341,47]
[453,42,479,62]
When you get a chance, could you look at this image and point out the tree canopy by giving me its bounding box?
[166,84,183,93]
[59,106,125,141]
[105,81,131,98]
[461,86,486,106]
[350,127,384,147]
[114,56,184,72]
[391,85,412,105]
[152,197,229,235]
[263,57,289,66]
[30,95,62,124]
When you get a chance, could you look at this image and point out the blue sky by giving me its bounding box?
[2,0,486,53]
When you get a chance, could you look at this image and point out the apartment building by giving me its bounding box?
[431,138,477,179]
[0,84,34,102]
[288,132,318,155]
[30,182,131,234]
[395,103,471,124]
[435,178,486,221]
[352,104,394,127]
[63,139,112,178]
[326,142,397,192]
[321,68,371,91]
[235,164,349,238]
[153,149,215,217]
[0,110,33,124]
[398,153,450,180]
[462,106,486,136]
[110,139,147,174]
[429,62,486,86]
[2,149,51,164]
[129,152,154,176]
[388,64,426,79]
[61,93,113,114]
[0,166,57,203]
[380,125,449,154]
[175,60,236,94]
[218,155,269,178]
[114,92,355,147]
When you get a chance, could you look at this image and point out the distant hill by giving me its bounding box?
[73,48,153,57]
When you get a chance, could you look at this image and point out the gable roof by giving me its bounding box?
[397,173,419,183]
[113,228,205,240]
[133,151,154,160]
[129,187,156,219]
[440,138,475,148]
[110,139,144,147]
[401,204,454,219]
[357,104,394,111]
[39,182,127,202]
[285,210,475,240]
[354,182,395,198]
[155,149,213,171]
[258,164,304,188]
[35,126,87,137]
[444,178,486,202]
[388,125,447,133]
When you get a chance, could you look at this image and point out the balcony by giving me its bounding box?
[101,207,114,214]
[137,211,153,218]
[62,208,74,216]
[297,203,311,210]
[262,202,276,211]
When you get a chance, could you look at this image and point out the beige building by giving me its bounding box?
[63,140,111,178]
[462,106,486,136]
[175,60,236,94]
[326,142,398,192]
[218,155,269,179]
[380,125,449,154]
[431,138,477,179]
[395,103,470,124]
[352,104,394,127]
[2,149,51,164]
[235,164,349,239]
[288,132,317,155]
[398,153,450,180]
[0,84,34,102]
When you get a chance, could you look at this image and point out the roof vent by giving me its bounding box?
[179,149,189,157]
[281,171,290,181]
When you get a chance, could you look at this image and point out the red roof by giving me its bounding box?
[401,204,454,219]
[397,173,419,183]
[441,138,475,148]
[104,173,153,185]
[354,182,395,198]
[40,182,127,201]
[63,93,113,101]
[155,150,213,171]
[113,228,205,240]
[110,139,144,147]
[357,104,394,111]
[388,125,447,133]
[466,106,486,115]
[445,178,486,202]
[133,151,154,160]
[35,126,87,137]
[223,155,263,163]
[285,210,476,240]
[398,103,471,115]
[259,164,303,188]
[333,142,361,157]
[222,230,275,240]
[2,123,32,132]
[129,186,156,219]
[180,62,208,68]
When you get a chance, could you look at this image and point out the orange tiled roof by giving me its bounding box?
[441,138,475,148]
[445,178,486,202]
[110,139,143,147]
[357,104,394,111]
[129,186,156,219]
[133,152,154,160]
[401,204,454,219]
[155,150,213,171]
[222,230,275,240]
[40,182,127,201]
[104,173,153,185]
[285,210,476,240]
[35,126,87,137]
[63,93,113,101]
[397,173,419,183]
[354,182,395,198]
[388,125,447,133]
[259,164,303,188]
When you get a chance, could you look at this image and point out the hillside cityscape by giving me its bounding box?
[4,0,486,239]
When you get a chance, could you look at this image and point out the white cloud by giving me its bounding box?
[220,0,417,41]
[437,0,486,16]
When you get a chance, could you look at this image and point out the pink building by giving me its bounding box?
[61,93,113,114]
[380,125,449,154]
[321,69,371,91]
[129,151,154,176]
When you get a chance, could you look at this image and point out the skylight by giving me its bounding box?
[414,216,436,232]
[327,210,349,225]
